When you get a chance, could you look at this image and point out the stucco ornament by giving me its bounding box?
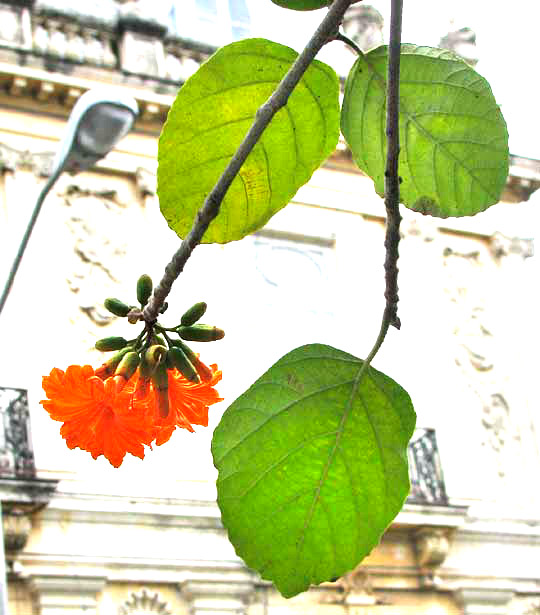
[119,588,172,615]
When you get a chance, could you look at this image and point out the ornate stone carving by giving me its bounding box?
[413,527,450,588]
[62,183,129,327]
[119,588,172,615]
[334,568,379,606]
[443,246,522,484]
[0,142,54,176]
[2,508,32,554]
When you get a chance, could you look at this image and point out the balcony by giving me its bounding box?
[407,428,448,506]
[0,387,35,480]
[0,386,57,504]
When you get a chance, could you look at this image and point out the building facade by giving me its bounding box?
[0,1,539,614]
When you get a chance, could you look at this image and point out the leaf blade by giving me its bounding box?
[341,44,509,217]
[158,38,340,243]
[212,344,416,597]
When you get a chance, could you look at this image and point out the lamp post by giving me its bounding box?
[0,89,138,613]
[0,89,139,316]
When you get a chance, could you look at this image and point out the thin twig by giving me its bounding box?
[335,32,364,57]
[383,0,403,331]
[143,0,356,323]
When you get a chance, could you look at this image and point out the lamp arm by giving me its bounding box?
[0,165,65,316]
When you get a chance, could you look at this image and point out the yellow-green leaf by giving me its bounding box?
[158,38,340,243]
[341,45,509,218]
[212,344,416,597]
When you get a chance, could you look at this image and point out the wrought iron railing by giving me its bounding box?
[0,387,36,479]
[407,428,448,505]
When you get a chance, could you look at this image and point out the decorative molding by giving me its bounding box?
[179,580,254,615]
[455,588,515,615]
[29,575,106,615]
[119,588,172,615]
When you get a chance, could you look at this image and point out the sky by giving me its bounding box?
[249,1,540,161]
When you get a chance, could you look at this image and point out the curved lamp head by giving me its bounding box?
[53,89,139,175]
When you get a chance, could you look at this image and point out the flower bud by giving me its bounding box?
[145,345,168,366]
[135,348,159,400]
[180,302,207,327]
[168,346,200,383]
[94,347,132,379]
[104,298,131,317]
[152,363,169,419]
[177,324,225,342]
[171,339,212,382]
[136,274,153,306]
[95,336,128,352]
[113,351,140,392]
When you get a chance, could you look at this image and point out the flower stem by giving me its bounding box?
[142,0,356,323]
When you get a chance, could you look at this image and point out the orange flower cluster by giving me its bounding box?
[41,362,222,468]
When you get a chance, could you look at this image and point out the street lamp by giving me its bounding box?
[0,89,139,316]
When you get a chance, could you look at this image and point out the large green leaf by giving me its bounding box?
[212,344,416,597]
[341,45,509,218]
[270,0,331,9]
[158,38,339,244]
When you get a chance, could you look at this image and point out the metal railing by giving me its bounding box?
[0,387,36,479]
[407,428,448,505]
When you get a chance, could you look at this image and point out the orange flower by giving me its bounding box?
[41,360,223,466]
[144,364,223,446]
[41,365,156,468]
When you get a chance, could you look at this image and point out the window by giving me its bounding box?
[168,0,251,47]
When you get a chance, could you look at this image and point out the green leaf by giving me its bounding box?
[270,0,331,9]
[212,344,416,597]
[158,38,340,244]
[341,45,509,218]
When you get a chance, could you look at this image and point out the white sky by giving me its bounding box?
[248,1,540,160]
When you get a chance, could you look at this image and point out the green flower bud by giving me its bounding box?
[152,363,170,418]
[114,351,140,380]
[144,345,168,367]
[95,336,128,352]
[136,274,153,306]
[168,346,200,383]
[94,346,132,379]
[170,339,212,381]
[135,347,159,400]
[177,324,225,342]
[104,298,131,317]
[180,302,207,326]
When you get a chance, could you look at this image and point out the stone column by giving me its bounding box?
[179,580,254,615]
[455,588,514,615]
[30,576,106,615]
